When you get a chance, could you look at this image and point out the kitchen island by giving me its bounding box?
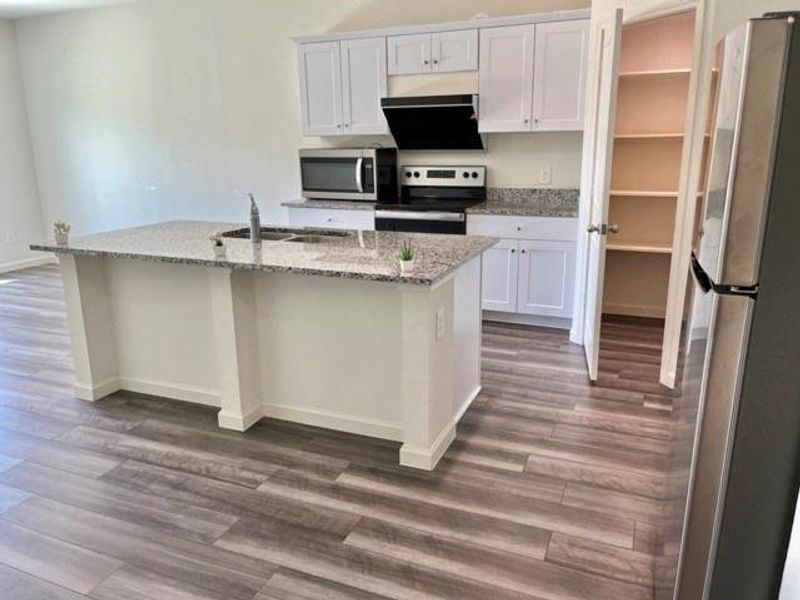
[31,221,496,470]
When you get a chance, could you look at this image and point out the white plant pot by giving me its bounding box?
[400,259,415,275]
[55,233,69,246]
[212,244,227,259]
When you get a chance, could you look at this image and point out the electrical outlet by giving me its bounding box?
[540,166,552,185]
[436,307,446,340]
[5,229,16,244]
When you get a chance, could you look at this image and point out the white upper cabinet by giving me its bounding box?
[340,38,389,135]
[388,30,478,75]
[432,30,479,73]
[298,41,344,136]
[532,20,590,131]
[478,20,588,133]
[387,34,431,75]
[298,37,388,136]
[478,25,536,133]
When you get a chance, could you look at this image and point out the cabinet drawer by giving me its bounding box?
[467,215,577,241]
[288,207,375,231]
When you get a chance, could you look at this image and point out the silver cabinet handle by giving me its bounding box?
[355,158,364,193]
[375,210,464,222]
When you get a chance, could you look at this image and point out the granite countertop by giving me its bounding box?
[467,188,579,218]
[31,221,497,287]
[282,199,376,211]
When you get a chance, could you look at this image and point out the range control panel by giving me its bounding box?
[400,166,486,187]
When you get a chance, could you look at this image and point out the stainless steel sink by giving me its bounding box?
[283,235,342,244]
[222,227,299,242]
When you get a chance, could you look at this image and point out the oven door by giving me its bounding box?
[375,210,466,234]
[299,149,375,201]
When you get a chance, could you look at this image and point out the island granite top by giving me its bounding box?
[282,199,376,211]
[31,221,498,287]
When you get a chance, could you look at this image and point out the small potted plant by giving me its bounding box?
[399,241,416,274]
[209,231,226,259]
[53,221,71,246]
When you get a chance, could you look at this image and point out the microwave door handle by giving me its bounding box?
[355,158,364,193]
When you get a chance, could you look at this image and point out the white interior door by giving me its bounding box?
[582,10,623,380]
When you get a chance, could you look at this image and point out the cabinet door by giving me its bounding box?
[297,42,343,136]
[432,29,478,73]
[288,208,375,231]
[341,37,389,135]
[532,20,590,131]
[517,240,576,318]
[387,34,431,75]
[478,25,535,133]
[481,239,519,313]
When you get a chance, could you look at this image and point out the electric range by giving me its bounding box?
[375,165,486,235]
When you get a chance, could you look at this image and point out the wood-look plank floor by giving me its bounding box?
[0,265,677,600]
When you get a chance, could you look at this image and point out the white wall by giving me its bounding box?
[0,19,46,271]
[13,0,588,236]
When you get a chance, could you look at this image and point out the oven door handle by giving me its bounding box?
[375,211,465,222]
[355,158,364,193]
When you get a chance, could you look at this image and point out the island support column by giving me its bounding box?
[59,255,120,401]
[208,268,263,431]
[399,276,456,470]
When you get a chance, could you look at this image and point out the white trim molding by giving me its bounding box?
[0,256,56,275]
[292,9,591,44]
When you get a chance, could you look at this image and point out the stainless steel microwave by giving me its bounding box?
[299,148,397,202]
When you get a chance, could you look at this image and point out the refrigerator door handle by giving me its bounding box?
[692,252,715,294]
[692,252,759,299]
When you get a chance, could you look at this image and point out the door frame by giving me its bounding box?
[570,0,706,352]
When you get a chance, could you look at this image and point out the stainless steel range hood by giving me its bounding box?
[381,95,485,151]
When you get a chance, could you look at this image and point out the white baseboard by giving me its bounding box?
[261,402,403,441]
[116,377,220,407]
[603,303,666,319]
[74,377,120,402]
[0,255,57,275]
[73,376,221,407]
[218,405,264,432]
[399,422,457,471]
[483,311,572,330]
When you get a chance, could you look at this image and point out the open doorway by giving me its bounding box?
[604,12,704,321]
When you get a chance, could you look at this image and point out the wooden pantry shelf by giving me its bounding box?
[615,133,684,140]
[609,190,704,198]
[614,133,711,140]
[607,242,673,254]
[618,67,718,78]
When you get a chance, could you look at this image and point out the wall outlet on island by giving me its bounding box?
[540,166,552,185]
[436,307,446,340]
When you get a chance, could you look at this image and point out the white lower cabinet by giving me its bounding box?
[469,215,577,322]
[288,207,375,231]
[516,240,576,318]
[481,239,519,313]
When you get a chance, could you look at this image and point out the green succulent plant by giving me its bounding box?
[399,241,415,262]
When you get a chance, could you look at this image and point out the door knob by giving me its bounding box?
[608,224,620,234]
[587,224,600,233]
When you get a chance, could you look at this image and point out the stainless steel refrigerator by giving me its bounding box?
[671,12,800,600]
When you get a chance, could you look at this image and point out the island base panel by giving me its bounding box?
[58,255,482,470]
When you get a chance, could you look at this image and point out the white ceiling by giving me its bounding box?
[0,0,133,19]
